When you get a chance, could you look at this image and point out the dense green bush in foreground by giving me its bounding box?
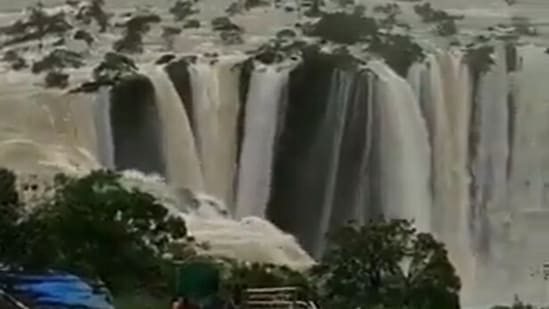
[0,168,461,308]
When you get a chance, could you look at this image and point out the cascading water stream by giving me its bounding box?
[235,64,291,219]
[416,53,454,236]
[305,70,354,255]
[470,42,510,260]
[146,65,204,194]
[410,50,476,302]
[369,60,432,233]
[188,58,243,206]
[208,58,245,207]
[93,87,115,170]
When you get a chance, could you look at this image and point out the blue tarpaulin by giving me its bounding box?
[0,270,114,309]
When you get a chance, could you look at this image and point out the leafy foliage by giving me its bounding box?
[313,219,461,309]
[374,3,402,29]
[3,50,28,70]
[367,33,424,77]
[413,2,463,36]
[0,3,72,48]
[307,8,424,76]
[169,0,199,21]
[31,48,85,74]
[44,70,70,88]
[311,12,378,44]
[0,169,22,260]
[113,12,162,53]
[75,0,110,32]
[0,169,188,293]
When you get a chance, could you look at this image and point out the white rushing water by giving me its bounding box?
[370,60,432,233]
[311,69,355,255]
[187,56,244,207]
[146,64,204,194]
[235,64,291,218]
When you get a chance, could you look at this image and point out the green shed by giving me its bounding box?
[174,261,221,304]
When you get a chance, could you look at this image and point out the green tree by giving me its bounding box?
[313,219,461,309]
[3,170,188,293]
[0,168,22,259]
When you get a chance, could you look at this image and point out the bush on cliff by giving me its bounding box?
[311,12,378,44]
[169,0,199,21]
[313,219,461,309]
[113,11,161,53]
[307,9,424,76]
[0,3,72,47]
[75,0,110,32]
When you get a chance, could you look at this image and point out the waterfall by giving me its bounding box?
[146,65,204,194]
[437,50,473,250]
[407,62,425,103]
[470,42,510,258]
[109,75,166,175]
[268,65,376,256]
[188,58,243,206]
[370,60,432,233]
[93,87,115,169]
[421,53,454,236]
[212,58,246,207]
[305,70,354,254]
[327,71,373,230]
[412,50,476,302]
[235,64,291,219]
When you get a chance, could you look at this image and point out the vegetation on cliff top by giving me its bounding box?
[0,3,72,48]
[113,10,162,53]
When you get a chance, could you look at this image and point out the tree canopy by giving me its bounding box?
[313,219,461,309]
[0,168,188,293]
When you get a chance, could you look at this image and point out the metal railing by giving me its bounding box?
[242,287,317,309]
